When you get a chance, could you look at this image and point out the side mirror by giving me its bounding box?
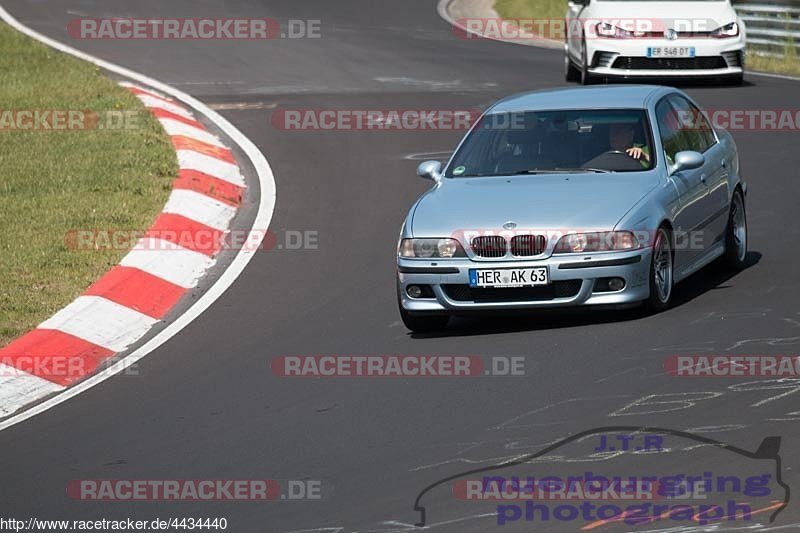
[416,160,443,183]
[670,151,705,175]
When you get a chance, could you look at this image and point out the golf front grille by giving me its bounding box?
[611,56,727,70]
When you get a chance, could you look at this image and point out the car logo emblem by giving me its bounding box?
[664,28,678,40]
[503,221,517,230]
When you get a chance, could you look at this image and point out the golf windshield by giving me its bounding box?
[446,109,655,177]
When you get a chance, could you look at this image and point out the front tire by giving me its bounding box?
[646,227,674,311]
[565,51,580,82]
[722,189,747,270]
[580,40,594,85]
[723,73,744,86]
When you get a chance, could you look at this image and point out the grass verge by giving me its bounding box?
[0,22,176,347]
[747,49,800,78]
[495,0,566,23]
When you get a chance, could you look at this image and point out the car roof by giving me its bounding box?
[487,85,673,113]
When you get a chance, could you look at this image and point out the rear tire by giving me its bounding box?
[722,189,747,270]
[646,227,674,312]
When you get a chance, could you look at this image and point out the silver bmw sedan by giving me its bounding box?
[397,85,748,332]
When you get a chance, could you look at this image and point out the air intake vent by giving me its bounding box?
[595,52,617,68]
[611,56,727,70]
[722,51,742,68]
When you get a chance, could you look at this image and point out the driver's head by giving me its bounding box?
[609,123,635,151]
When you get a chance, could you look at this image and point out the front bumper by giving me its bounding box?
[397,249,652,313]
[585,38,745,78]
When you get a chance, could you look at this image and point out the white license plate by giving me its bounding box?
[647,46,695,58]
[469,267,549,288]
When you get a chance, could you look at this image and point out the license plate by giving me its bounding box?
[647,47,695,58]
[469,267,549,288]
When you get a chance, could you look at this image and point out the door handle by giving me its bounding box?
[721,159,727,168]
[700,174,707,184]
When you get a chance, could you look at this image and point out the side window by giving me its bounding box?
[690,102,717,151]
[668,95,716,153]
[655,98,684,163]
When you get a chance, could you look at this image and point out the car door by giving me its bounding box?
[667,95,728,262]
[655,97,708,275]
[669,95,729,249]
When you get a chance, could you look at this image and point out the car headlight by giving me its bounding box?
[398,238,467,258]
[554,232,640,254]
[596,22,632,39]
[711,22,739,38]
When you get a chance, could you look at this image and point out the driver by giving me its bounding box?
[609,123,650,168]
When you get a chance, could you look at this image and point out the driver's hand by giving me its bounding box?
[626,147,649,162]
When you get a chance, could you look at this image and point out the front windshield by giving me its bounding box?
[446,109,655,177]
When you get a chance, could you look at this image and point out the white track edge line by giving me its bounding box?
[436,0,563,50]
[747,70,800,81]
[0,4,277,431]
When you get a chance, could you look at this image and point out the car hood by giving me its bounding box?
[585,1,737,28]
[411,173,660,236]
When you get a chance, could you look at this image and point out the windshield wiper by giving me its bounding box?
[462,168,611,177]
[512,168,612,175]
[512,169,569,175]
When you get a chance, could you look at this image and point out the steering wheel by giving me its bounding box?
[584,150,643,171]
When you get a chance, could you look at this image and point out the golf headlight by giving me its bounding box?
[711,22,739,38]
[399,238,466,258]
[596,22,632,39]
[554,231,640,253]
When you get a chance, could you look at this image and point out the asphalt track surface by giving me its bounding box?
[2,1,800,531]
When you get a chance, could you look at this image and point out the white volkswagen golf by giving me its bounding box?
[565,0,746,84]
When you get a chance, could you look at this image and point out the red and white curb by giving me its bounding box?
[0,4,275,432]
[0,83,246,417]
